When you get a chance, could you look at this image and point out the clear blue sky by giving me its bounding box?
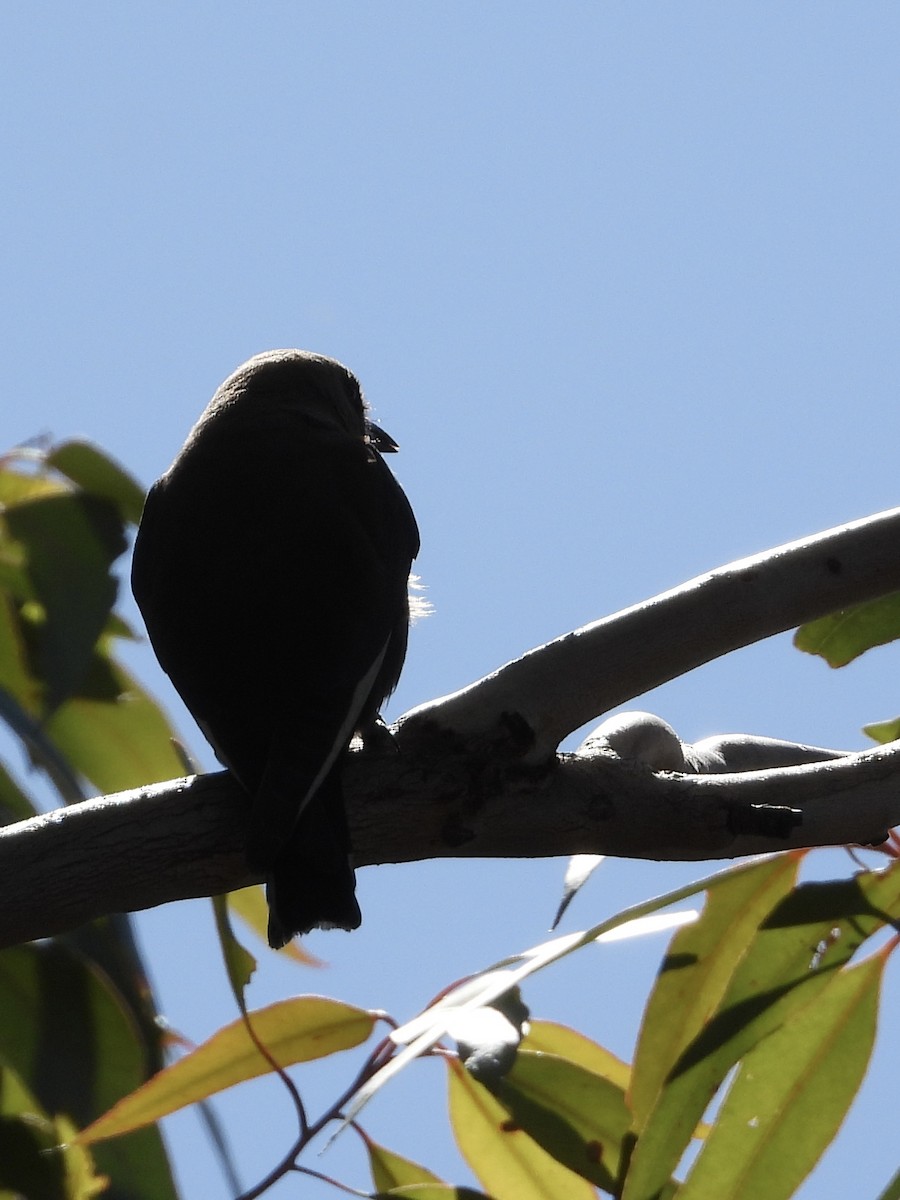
[3,5,899,1197]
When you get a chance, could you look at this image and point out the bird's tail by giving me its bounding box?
[264,772,361,949]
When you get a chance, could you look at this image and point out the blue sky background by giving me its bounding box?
[3,4,900,1197]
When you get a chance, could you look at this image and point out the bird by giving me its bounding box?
[131,350,420,947]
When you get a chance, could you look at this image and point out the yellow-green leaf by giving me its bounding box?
[212,894,256,1014]
[0,459,67,508]
[0,1067,108,1200]
[0,759,37,823]
[863,716,900,745]
[227,885,322,967]
[447,1058,595,1200]
[53,1115,109,1200]
[47,439,145,526]
[364,1136,445,1192]
[0,592,42,716]
[522,1020,630,1091]
[624,857,900,1200]
[45,652,186,792]
[678,950,884,1200]
[794,592,900,667]
[630,854,799,1132]
[5,492,125,711]
[874,1165,900,1200]
[78,995,376,1144]
[491,1050,635,1193]
[0,941,176,1200]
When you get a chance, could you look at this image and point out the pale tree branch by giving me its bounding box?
[401,505,900,753]
[1,507,899,949]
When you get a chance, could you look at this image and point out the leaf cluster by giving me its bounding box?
[0,440,186,1198]
[65,852,900,1200]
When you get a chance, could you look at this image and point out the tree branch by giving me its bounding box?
[1,508,899,949]
[401,505,900,754]
[1,732,899,949]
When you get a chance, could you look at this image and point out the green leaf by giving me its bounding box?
[0,941,176,1199]
[0,586,44,717]
[342,862,758,1137]
[794,592,900,666]
[53,1114,110,1200]
[47,439,146,526]
[522,1020,630,1091]
[0,1066,107,1200]
[4,492,126,711]
[79,995,377,1144]
[678,949,884,1200]
[212,894,257,1015]
[0,458,67,508]
[623,858,900,1200]
[45,649,186,793]
[226,884,323,967]
[0,941,147,1124]
[0,759,37,823]
[863,716,900,745]
[364,1135,445,1192]
[490,1050,637,1194]
[630,854,800,1134]
[58,915,168,1077]
[0,551,34,612]
[104,609,138,641]
[874,1165,900,1200]
[0,681,89,803]
[447,1058,596,1199]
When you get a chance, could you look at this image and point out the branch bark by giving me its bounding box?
[2,507,899,949]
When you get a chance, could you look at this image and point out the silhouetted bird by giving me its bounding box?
[131,350,419,947]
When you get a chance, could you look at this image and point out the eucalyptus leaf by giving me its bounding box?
[47,439,146,526]
[795,592,900,667]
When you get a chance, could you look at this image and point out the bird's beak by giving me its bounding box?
[367,422,399,453]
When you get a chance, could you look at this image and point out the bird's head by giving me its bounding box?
[218,349,367,437]
[183,349,399,456]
